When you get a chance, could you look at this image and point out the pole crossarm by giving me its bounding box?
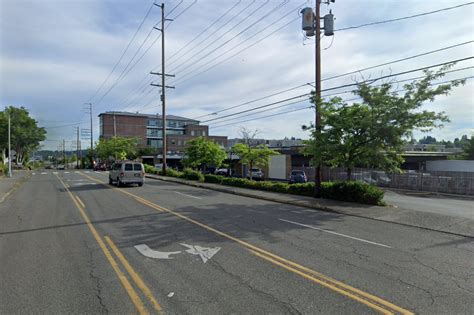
[150,71,175,77]
[150,83,175,89]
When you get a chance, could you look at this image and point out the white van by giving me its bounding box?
[109,161,144,187]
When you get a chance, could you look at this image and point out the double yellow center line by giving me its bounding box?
[80,172,413,315]
[55,174,162,315]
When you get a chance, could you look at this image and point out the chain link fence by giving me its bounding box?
[295,166,474,196]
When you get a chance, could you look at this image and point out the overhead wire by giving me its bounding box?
[202,57,474,124]
[335,2,474,32]
[87,1,155,103]
[191,41,473,119]
[171,1,302,85]
[210,76,474,129]
[169,0,274,75]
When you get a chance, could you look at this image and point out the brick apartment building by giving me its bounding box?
[98,111,227,165]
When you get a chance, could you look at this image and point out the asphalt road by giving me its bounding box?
[384,190,474,219]
[1,170,473,314]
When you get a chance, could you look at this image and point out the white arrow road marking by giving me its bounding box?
[134,244,182,259]
[173,191,202,200]
[180,243,221,263]
[279,219,392,248]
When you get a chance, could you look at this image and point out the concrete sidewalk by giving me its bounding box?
[146,173,474,238]
[0,170,31,203]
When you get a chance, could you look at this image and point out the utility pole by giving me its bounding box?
[301,1,334,197]
[314,0,322,197]
[76,127,80,169]
[8,114,11,178]
[84,102,94,167]
[113,112,117,160]
[62,139,65,169]
[150,2,175,175]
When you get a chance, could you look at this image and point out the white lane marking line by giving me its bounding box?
[53,172,58,175]
[85,171,90,173]
[167,292,174,298]
[173,191,202,200]
[32,172,35,175]
[180,243,221,263]
[279,218,392,248]
[41,172,47,175]
[75,171,80,173]
[134,244,182,259]
[64,171,69,174]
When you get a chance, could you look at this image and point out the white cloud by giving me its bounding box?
[1,0,473,150]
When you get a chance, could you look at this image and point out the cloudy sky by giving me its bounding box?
[1,0,473,151]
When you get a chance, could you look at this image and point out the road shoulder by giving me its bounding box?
[145,173,474,238]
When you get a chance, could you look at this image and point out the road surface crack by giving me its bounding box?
[210,259,302,314]
[85,240,108,314]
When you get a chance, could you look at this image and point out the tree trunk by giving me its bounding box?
[347,167,352,181]
[249,162,253,181]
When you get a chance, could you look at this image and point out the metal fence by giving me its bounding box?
[295,166,474,196]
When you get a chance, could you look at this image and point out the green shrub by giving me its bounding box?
[144,164,157,174]
[159,168,183,178]
[204,174,225,184]
[320,181,384,205]
[221,177,249,187]
[287,183,315,196]
[181,168,204,181]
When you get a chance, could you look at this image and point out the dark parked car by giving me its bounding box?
[215,168,233,176]
[289,170,307,184]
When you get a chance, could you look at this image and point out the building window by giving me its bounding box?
[171,139,176,145]
[167,130,184,135]
[147,119,162,127]
[202,130,206,136]
[147,139,163,148]
[146,128,162,137]
[191,130,195,136]
[178,140,182,146]
[167,120,177,128]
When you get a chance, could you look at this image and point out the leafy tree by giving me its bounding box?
[463,136,474,160]
[232,143,278,180]
[304,65,465,179]
[0,106,46,164]
[182,137,226,169]
[95,136,139,161]
[419,135,437,144]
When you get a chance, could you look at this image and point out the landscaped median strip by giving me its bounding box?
[81,171,413,315]
[55,174,162,315]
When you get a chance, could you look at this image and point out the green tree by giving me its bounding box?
[0,106,46,164]
[463,136,474,160]
[232,143,279,180]
[95,136,139,161]
[182,137,226,169]
[304,65,464,179]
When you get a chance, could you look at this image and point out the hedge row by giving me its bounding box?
[144,165,384,205]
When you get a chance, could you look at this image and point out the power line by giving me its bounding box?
[208,68,474,126]
[169,0,275,75]
[167,0,258,69]
[191,41,473,120]
[335,2,474,31]
[210,76,474,129]
[167,1,243,64]
[171,2,302,85]
[168,0,197,20]
[202,57,473,124]
[87,1,155,103]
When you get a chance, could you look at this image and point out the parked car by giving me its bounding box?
[57,164,65,170]
[215,168,232,176]
[289,170,307,184]
[247,168,264,181]
[94,162,107,171]
[109,161,144,187]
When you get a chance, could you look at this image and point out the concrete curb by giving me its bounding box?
[145,174,474,238]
